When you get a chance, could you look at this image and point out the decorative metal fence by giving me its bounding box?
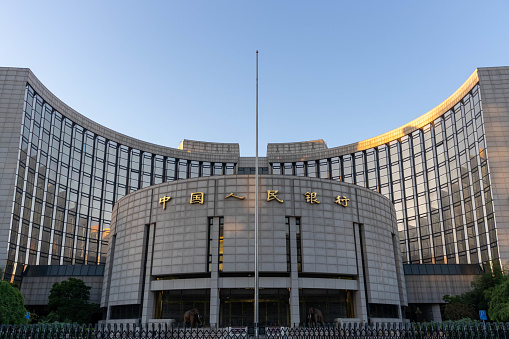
[1,322,509,339]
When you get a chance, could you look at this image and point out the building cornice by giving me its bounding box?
[3,66,483,164]
[14,68,240,163]
[267,69,479,163]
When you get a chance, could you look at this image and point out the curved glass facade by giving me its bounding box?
[1,67,503,287]
[270,85,496,265]
[5,84,236,281]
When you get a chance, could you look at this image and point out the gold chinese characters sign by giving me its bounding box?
[304,192,320,204]
[158,192,206,209]
[267,190,283,203]
[335,195,350,207]
[158,191,349,208]
[190,192,204,204]
[159,196,171,210]
[225,193,245,200]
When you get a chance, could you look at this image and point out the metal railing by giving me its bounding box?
[1,322,509,338]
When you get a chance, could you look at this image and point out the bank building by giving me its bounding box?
[0,66,508,325]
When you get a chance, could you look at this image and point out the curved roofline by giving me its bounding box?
[15,67,479,164]
[22,68,239,163]
[267,69,479,162]
[353,69,479,150]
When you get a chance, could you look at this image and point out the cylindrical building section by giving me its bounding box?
[3,66,509,322]
[102,175,406,325]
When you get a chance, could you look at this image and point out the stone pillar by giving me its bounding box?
[289,217,300,326]
[142,222,156,322]
[392,234,406,321]
[353,223,368,322]
[432,304,442,322]
[209,216,220,326]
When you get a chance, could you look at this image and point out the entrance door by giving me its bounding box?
[219,288,290,327]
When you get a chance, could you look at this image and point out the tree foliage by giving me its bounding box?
[442,295,476,321]
[488,278,509,321]
[47,278,98,324]
[0,280,27,324]
[467,263,505,312]
[442,262,508,321]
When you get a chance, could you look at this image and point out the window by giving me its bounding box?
[208,217,213,272]
[368,303,399,319]
[285,217,291,272]
[218,217,224,271]
[296,218,302,272]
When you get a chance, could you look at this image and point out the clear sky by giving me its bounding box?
[1,1,508,156]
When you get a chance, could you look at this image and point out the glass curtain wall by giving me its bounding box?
[4,84,237,282]
[270,85,497,265]
[5,82,496,282]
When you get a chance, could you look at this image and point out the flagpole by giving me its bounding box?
[254,50,259,337]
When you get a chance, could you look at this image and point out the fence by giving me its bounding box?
[1,322,509,338]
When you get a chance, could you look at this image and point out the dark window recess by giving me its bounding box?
[296,218,302,272]
[155,272,211,280]
[219,217,224,272]
[237,167,269,175]
[110,304,141,320]
[403,263,482,275]
[368,303,399,319]
[22,264,105,277]
[285,217,291,272]
[207,217,213,272]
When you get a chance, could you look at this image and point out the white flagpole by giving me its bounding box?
[254,50,259,337]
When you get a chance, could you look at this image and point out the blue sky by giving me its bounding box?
[1,1,509,156]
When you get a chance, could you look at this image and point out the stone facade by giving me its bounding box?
[2,66,509,323]
[478,67,509,265]
[102,175,406,324]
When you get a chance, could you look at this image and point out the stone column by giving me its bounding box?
[289,217,300,326]
[432,304,442,322]
[209,216,220,327]
[141,223,156,322]
[353,223,368,322]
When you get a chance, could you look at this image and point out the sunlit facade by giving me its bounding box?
[101,175,406,325]
[269,84,493,266]
[0,71,238,283]
[1,66,509,322]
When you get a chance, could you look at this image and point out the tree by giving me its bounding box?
[0,280,27,324]
[442,262,507,321]
[442,294,476,320]
[47,278,98,323]
[488,278,509,321]
[464,262,506,312]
